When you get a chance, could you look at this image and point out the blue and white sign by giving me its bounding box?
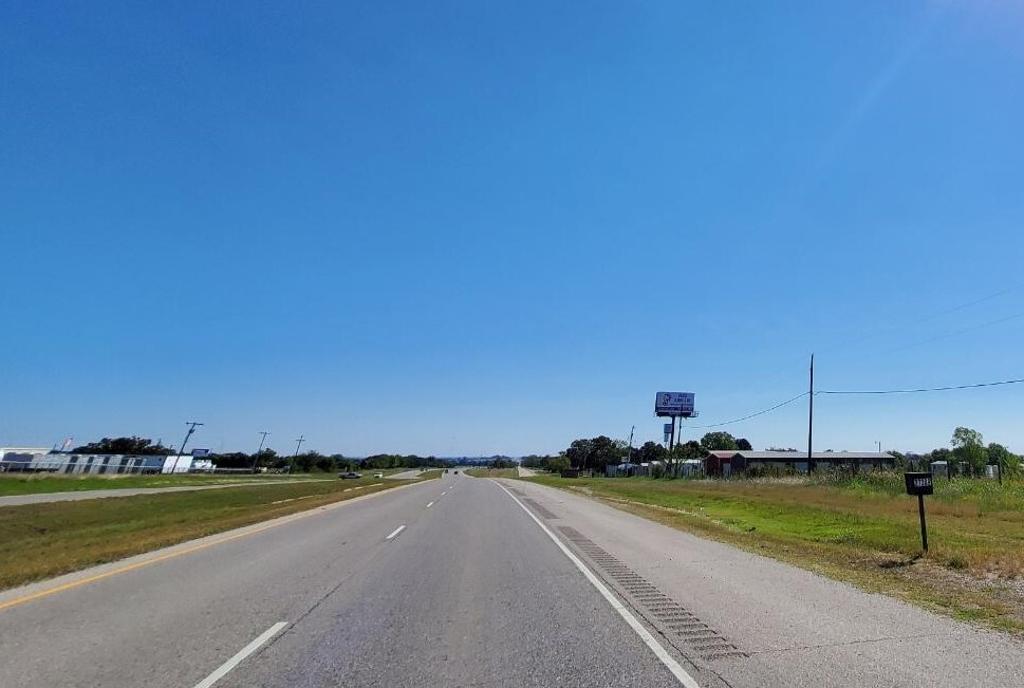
[655,392,695,417]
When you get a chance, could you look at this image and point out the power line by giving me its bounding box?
[813,285,1020,360]
[688,392,809,429]
[684,375,1024,430]
[879,310,1024,356]
[818,377,1024,395]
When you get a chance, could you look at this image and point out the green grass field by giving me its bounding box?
[0,472,333,496]
[0,472,437,591]
[465,468,518,478]
[527,473,1024,633]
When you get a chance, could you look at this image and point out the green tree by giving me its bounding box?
[254,448,278,469]
[635,441,667,464]
[565,439,593,470]
[735,438,753,451]
[951,427,987,477]
[591,436,624,473]
[520,455,549,468]
[72,436,174,455]
[564,436,627,474]
[544,456,571,473]
[700,432,739,451]
[680,440,707,459]
[986,443,1021,479]
[211,452,253,469]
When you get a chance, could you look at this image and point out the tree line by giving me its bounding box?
[545,426,1021,478]
[893,426,1021,477]
[60,437,453,472]
[557,431,759,474]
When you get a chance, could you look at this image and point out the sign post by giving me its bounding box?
[904,472,934,552]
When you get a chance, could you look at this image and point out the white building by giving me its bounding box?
[0,447,51,470]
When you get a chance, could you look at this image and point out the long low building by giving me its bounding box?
[705,450,896,476]
[0,447,51,470]
[0,450,213,474]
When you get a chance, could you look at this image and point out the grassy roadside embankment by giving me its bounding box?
[0,472,333,497]
[0,472,437,591]
[465,468,518,478]
[526,473,1024,634]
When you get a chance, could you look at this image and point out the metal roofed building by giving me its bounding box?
[705,450,896,476]
[0,447,51,471]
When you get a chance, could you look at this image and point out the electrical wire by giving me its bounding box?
[818,377,1024,395]
[686,392,809,429]
[683,376,1024,430]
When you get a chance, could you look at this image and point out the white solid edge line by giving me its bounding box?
[491,481,701,688]
[192,621,287,688]
[385,524,406,540]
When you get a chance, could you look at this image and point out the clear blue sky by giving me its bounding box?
[3,2,1023,457]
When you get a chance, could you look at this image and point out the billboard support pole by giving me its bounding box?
[669,416,676,453]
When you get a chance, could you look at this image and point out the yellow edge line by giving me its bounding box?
[0,481,420,613]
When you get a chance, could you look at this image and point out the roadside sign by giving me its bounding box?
[663,423,672,443]
[191,448,210,458]
[904,472,933,496]
[904,472,933,551]
[655,392,695,417]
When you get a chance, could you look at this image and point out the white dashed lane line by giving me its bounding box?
[192,622,287,688]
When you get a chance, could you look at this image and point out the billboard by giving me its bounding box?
[655,392,695,417]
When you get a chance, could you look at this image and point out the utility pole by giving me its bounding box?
[291,435,305,473]
[626,425,635,465]
[252,431,270,473]
[174,421,203,473]
[807,354,815,473]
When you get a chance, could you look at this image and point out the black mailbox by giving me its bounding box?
[904,472,934,496]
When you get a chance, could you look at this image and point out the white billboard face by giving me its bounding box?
[655,392,695,417]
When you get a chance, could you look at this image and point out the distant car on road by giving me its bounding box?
[373,472,384,478]
[338,471,362,479]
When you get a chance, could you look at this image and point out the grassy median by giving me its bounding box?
[526,473,1024,634]
[465,468,518,478]
[0,472,336,496]
[0,473,436,591]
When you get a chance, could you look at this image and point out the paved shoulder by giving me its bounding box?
[502,478,1024,688]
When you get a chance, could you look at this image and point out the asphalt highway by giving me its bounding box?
[1,473,1021,687]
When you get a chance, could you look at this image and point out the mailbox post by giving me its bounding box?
[904,472,934,552]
